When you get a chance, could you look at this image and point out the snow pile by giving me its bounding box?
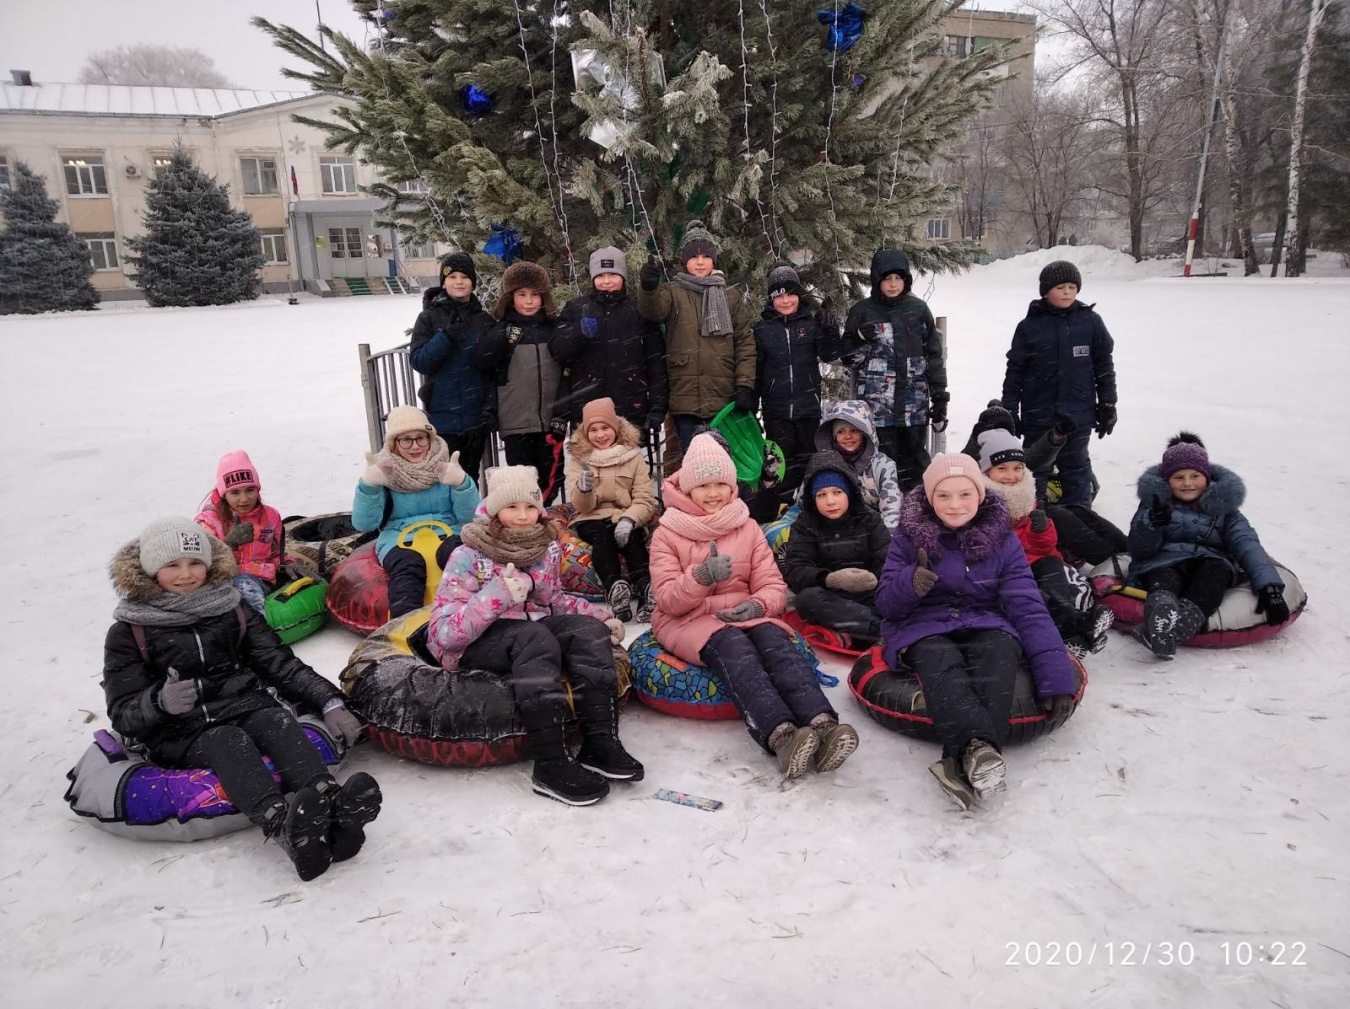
[973,244,1155,281]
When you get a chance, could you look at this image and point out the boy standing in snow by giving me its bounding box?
[1001,261,1117,508]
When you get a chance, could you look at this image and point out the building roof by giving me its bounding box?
[0,83,315,118]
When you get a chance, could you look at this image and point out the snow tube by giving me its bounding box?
[709,403,785,487]
[340,609,633,768]
[1090,556,1307,648]
[327,520,459,635]
[264,575,329,645]
[283,512,374,577]
[848,645,1088,745]
[627,628,826,720]
[65,718,343,842]
[558,528,606,600]
[762,505,799,558]
[782,609,868,659]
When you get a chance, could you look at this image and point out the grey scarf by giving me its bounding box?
[114,583,242,627]
[674,272,734,337]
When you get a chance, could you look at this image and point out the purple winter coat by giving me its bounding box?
[876,488,1077,698]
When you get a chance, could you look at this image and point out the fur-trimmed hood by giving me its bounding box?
[492,261,558,320]
[568,414,642,461]
[1137,462,1246,518]
[897,485,1010,564]
[983,469,1037,522]
[109,533,237,603]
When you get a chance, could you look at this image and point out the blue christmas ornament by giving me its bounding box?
[816,3,866,53]
[484,223,523,265]
[378,9,397,20]
[459,84,495,116]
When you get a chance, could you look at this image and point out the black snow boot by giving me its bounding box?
[575,695,644,782]
[1136,590,1181,659]
[1171,598,1208,647]
[322,772,383,862]
[525,711,609,806]
[261,786,333,881]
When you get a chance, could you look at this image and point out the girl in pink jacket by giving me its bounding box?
[649,433,860,779]
[426,465,642,806]
[195,450,284,614]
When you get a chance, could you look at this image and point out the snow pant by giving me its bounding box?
[458,615,618,760]
[876,425,931,492]
[1028,427,1093,507]
[180,707,331,825]
[701,623,835,751]
[1030,556,1092,640]
[763,415,821,518]
[1138,557,1233,618]
[793,586,881,645]
[502,432,565,506]
[905,628,1021,760]
[571,518,649,592]
[382,537,460,618]
[233,573,270,615]
[440,427,488,487]
[672,414,708,455]
[1047,503,1127,565]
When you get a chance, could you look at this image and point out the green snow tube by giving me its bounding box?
[264,576,330,645]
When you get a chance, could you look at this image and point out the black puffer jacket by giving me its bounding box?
[753,301,844,422]
[409,288,493,436]
[552,290,667,426]
[1002,298,1116,430]
[102,538,341,766]
[782,450,892,595]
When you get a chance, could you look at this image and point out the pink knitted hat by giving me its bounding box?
[922,453,986,505]
[216,450,260,496]
[678,433,738,493]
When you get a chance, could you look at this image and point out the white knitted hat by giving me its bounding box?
[483,465,544,518]
[385,406,434,443]
[139,517,212,576]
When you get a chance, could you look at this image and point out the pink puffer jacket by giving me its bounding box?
[195,494,284,583]
[649,477,790,664]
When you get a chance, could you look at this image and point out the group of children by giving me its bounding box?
[99,246,1295,876]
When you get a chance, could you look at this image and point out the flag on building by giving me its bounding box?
[290,165,299,196]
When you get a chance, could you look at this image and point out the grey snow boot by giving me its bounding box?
[809,713,859,773]
[962,739,1008,801]
[929,758,976,810]
[768,722,820,780]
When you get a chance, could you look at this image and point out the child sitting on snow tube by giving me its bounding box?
[195,451,284,614]
[103,518,379,880]
[782,450,890,651]
[427,466,641,806]
[651,433,860,780]
[353,406,481,618]
[1126,432,1289,659]
[877,455,1077,810]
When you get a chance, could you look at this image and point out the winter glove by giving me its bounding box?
[361,451,388,488]
[824,568,878,593]
[733,386,758,413]
[1255,585,1290,625]
[614,517,636,548]
[693,542,733,586]
[579,316,599,339]
[576,462,595,493]
[157,675,199,717]
[323,705,364,748]
[1095,403,1117,439]
[928,396,948,433]
[1029,509,1049,533]
[548,417,569,441]
[1050,413,1078,443]
[438,450,467,487]
[640,256,662,291]
[604,617,626,644]
[716,600,766,622]
[500,562,532,605]
[1041,694,1075,730]
[224,521,254,548]
[1148,495,1172,528]
[912,548,939,599]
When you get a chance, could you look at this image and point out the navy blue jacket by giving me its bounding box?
[409,289,492,435]
[552,290,667,426]
[753,302,843,422]
[1002,299,1116,430]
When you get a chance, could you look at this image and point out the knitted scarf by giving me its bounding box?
[113,583,241,627]
[674,272,733,337]
[659,494,751,543]
[374,436,449,494]
[460,517,557,566]
[585,443,642,468]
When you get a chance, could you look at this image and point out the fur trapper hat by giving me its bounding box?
[493,261,557,320]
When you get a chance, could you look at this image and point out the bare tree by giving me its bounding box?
[1002,83,1096,248]
[79,44,235,88]
[1282,0,1331,276]
[952,112,1005,245]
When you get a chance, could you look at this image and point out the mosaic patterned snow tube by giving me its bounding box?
[558,528,605,600]
[848,645,1088,745]
[341,609,632,767]
[762,505,799,559]
[1089,557,1307,648]
[64,718,343,842]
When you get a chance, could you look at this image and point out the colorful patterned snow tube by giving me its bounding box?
[340,609,632,767]
[327,520,459,635]
[628,628,826,720]
[762,505,799,559]
[64,718,343,842]
[1089,557,1307,648]
[558,528,606,600]
[264,575,329,644]
[283,512,374,577]
[848,645,1088,745]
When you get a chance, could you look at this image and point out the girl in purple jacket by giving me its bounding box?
[876,454,1078,809]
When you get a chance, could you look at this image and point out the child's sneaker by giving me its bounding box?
[531,757,610,806]
[262,786,333,881]
[768,723,820,780]
[929,758,976,810]
[326,772,382,862]
[809,714,859,773]
[962,740,1008,801]
[634,581,656,623]
[607,579,634,622]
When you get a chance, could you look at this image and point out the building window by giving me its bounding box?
[401,234,433,259]
[320,156,357,195]
[150,154,174,179]
[0,154,10,190]
[926,218,951,241]
[63,154,108,196]
[240,156,279,195]
[396,178,428,195]
[944,36,971,58]
[80,232,119,270]
[259,228,288,264]
[328,227,363,257]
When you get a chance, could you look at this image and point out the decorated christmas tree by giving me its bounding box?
[0,162,99,315]
[256,0,1005,302]
[126,147,264,307]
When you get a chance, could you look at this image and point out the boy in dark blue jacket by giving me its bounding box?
[1001,261,1117,507]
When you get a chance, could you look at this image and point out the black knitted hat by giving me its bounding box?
[766,263,804,299]
[440,251,478,288]
[1038,260,1082,297]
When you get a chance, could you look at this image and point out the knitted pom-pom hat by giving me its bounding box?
[678,433,738,493]
[1160,432,1211,480]
[678,220,718,265]
[923,453,987,505]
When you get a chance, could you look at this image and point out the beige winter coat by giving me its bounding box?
[565,417,657,526]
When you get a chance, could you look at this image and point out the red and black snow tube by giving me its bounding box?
[326,542,390,635]
[848,645,1088,745]
[782,610,868,659]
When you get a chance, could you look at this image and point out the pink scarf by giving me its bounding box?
[658,475,751,542]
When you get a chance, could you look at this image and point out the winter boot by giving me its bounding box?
[767,722,820,780]
[607,578,634,623]
[525,710,609,805]
[1137,590,1181,659]
[322,772,383,862]
[929,758,976,811]
[261,786,333,881]
[962,739,1008,802]
[1171,598,1208,647]
[575,695,645,782]
[1087,604,1114,652]
[634,580,656,623]
[809,713,860,773]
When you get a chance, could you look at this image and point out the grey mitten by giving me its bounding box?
[614,517,636,548]
[323,705,364,747]
[693,542,733,586]
[824,567,878,593]
[716,600,765,622]
[912,548,939,599]
[224,521,254,548]
[576,462,595,493]
[158,676,199,716]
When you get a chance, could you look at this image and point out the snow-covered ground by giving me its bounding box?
[2,249,1347,1007]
